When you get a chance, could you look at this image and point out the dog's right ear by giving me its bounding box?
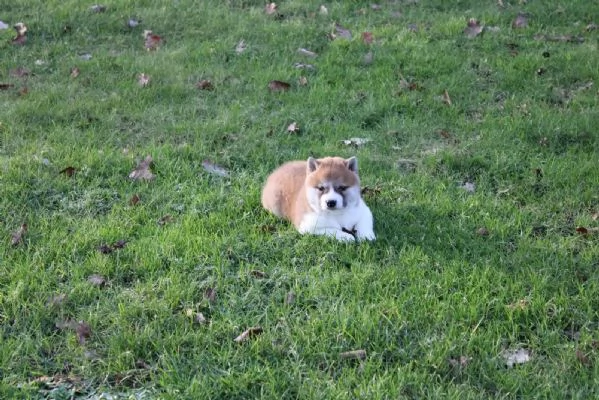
[307,157,319,173]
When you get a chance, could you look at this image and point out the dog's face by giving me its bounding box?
[305,157,361,212]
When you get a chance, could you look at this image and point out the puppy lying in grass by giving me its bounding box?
[262,156,375,242]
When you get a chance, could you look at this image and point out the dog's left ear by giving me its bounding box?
[345,156,358,173]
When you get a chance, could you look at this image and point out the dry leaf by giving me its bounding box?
[268,80,291,91]
[202,160,230,177]
[448,355,472,368]
[503,348,531,368]
[129,194,140,206]
[196,79,214,90]
[204,287,217,303]
[464,18,483,38]
[250,270,267,279]
[576,349,591,367]
[363,51,374,65]
[285,291,296,305]
[70,67,80,78]
[460,182,476,193]
[342,137,371,146]
[47,294,67,307]
[235,40,247,54]
[298,76,308,86]
[10,67,30,78]
[507,298,529,310]
[90,4,106,13]
[362,31,374,44]
[12,23,27,45]
[0,83,15,90]
[335,23,352,40]
[11,223,27,246]
[234,326,263,343]
[59,166,76,177]
[294,63,315,70]
[75,321,92,345]
[129,155,155,181]
[144,30,162,50]
[319,5,328,15]
[138,73,150,87]
[195,312,207,325]
[340,349,367,360]
[87,274,106,287]
[157,215,174,226]
[476,227,490,236]
[442,89,452,106]
[361,186,382,196]
[265,3,277,15]
[512,13,528,29]
[287,122,300,133]
[0,21,8,30]
[128,18,141,28]
[298,48,317,57]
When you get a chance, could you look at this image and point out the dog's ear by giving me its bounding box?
[345,156,358,173]
[307,157,319,173]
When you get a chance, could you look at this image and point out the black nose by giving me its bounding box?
[326,200,337,208]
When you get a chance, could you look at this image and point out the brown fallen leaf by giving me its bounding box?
[202,160,229,177]
[70,67,80,78]
[234,326,263,343]
[76,321,92,345]
[194,312,207,325]
[361,186,382,196]
[340,349,367,360]
[442,89,452,106]
[97,240,127,254]
[129,155,155,181]
[11,223,27,246]
[129,194,140,206]
[464,18,483,38]
[285,291,296,305]
[0,83,15,90]
[249,270,267,279]
[204,287,217,303]
[298,76,308,86]
[448,355,472,368]
[47,294,67,307]
[476,227,490,237]
[144,30,163,50]
[507,298,529,310]
[138,73,150,87]
[59,166,76,177]
[90,4,106,13]
[503,348,531,368]
[335,23,352,40]
[88,274,106,287]
[512,13,528,29]
[10,67,30,78]
[264,2,277,15]
[576,348,591,367]
[157,215,174,226]
[362,31,374,44]
[196,79,214,90]
[297,48,317,58]
[287,122,300,133]
[12,23,27,45]
[268,80,291,92]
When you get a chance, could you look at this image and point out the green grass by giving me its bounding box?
[1,0,599,398]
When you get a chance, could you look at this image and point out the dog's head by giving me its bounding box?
[305,156,361,212]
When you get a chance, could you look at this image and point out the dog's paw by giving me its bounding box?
[335,231,357,242]
[356,230,376,241]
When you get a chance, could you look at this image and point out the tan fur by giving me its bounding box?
[261,157,359,228]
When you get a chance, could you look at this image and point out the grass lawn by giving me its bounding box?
[1,0,598,398]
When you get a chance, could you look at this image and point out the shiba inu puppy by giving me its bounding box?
[261,156,375,242]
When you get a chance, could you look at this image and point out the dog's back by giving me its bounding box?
[261,160,309,225]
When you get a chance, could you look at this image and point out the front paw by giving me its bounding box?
[336,231,357,242]
[356,230,376,241]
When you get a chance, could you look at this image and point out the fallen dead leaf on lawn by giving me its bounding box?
[503,348,531,368]
[76,321,92,345]
[507,298,529,310]
[264,2,277,15]
[576,349,591,367]
[0,21,8,30]
[476,227,490,237]
[534,34,584,43]
[576,226,599,236]
[196,79,214,90]
[298,76,308,86]
[512,13,528,29]
[194,312,207,325]
[298,48,317,57]
[319,5,328,15]
[129,194,140,206]
[294,62,315,70]
[12,23,28,45]
[449,355,472,368]
[287,122,300,133]
[464,18,483,38]
[97,240,127,254]
[249,270,267,279]
[442,89,452,106]
[335,23,352,40]
[128,18,141,28]
[234,326,263,343]
[59,166,77,177]
[129,155,155,181]
[204,287,217,303]
[235,40,247,54]
[90,4,106,13]
[157,214,174,226]
[363,51,374,65]
[202,160,229,177]
[138,73,150,87]
[70,67,80,78]
[285,291,296,305]
[342,137,371,146]
[11,223,27,246]
[361,186,382,196]
[47,294,67,307]
[340,349,367,360]
[460,182,476,193]
[144,30,163,50]
[362,31,374,44]
[10,67,30,78]
[268,80,291,91]
[0,83,15,90]
[88,274,106,287]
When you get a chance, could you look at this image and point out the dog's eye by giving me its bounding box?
[336,186,348,192]
[316,186,326,192]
